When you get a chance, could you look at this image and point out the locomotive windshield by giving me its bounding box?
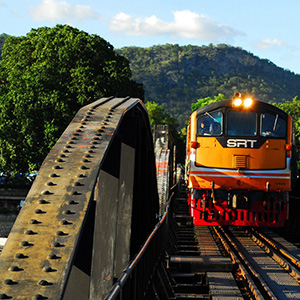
[261,113,286,138]
[228,111,257,136]
[197,110,223,136]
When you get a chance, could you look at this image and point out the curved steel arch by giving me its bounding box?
[0,97,159,300]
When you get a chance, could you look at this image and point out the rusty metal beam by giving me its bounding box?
[0,97,159,300]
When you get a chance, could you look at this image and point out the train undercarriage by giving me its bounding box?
[189,188,289,227]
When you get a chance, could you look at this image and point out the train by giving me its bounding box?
[185,93,296,227]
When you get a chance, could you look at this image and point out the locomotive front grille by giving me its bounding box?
[233,155,249,169]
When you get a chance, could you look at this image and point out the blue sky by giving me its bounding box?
[1,0,300,74]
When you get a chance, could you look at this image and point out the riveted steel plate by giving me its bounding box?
[0,97,144,300]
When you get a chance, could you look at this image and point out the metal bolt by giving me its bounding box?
[52,241,64,247]
[29,219,40,224]
[15,253,27,259]
[8,266,22,272]
[4,279,16,285]
[38,199,49,204]
[47,254,60,259]
[24,229,36,235]
[41,190,51,195]
[38,279,51,286]
[34,209,45,214]
[62,209,74,215]
[20,241,31,247]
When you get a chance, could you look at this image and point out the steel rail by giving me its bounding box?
[217,227,278,300]
[212,226,265,300]
[249,228,300,281]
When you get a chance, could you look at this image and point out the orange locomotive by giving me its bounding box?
[186,93,295,227]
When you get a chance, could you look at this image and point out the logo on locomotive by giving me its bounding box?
[226,139,257,148]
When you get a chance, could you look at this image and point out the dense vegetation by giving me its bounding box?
[0,25,143,172]
[117,44,300,128]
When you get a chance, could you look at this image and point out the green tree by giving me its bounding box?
[191,93,226,111]
[0,25,144,172]
[273,96,300,142]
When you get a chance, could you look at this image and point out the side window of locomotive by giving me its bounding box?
[197,111,223,136]
[227,111,257,136]
[261,113,286,138]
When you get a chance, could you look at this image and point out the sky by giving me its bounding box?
[1,0,300,74]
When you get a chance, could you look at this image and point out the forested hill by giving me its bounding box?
[117,44,300,128]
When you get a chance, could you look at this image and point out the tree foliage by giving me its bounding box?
[273,96,300,142]
[191,94,226,111]
[0,25,144,172]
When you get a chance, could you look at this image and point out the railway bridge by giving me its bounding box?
[2,97,300,300]
[0,97,161,299]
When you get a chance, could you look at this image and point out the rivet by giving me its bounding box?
[0,293,11,299]
[53,165,62,169]
[63,209,74,215]
[29,219,41,224]
[65,145,72,148]
[43,266,55,273]
[79,165,89,170]
[73,132,79,136]
[93,137,100,140]
[60,219,72,225]
[56,158,65,162]
[38,279,52,286]
[4,279,16,285]
[38,199,49,204]
[24,229,36,235]
[70,191,81,196]
[59,153,67,157]
[41,190,51,195]
[52,241,64,247]
[76,128,82,132]
[8,266,22,272]
[62,149,70,153]
[81,121,87,125]
[35,208,45,214]
[91,141,99,145]
[66,200,78,205]
[55,230,67,236]
[73,181,83,186]
[84,154,92,158]
[71,136,78,140]
[87,150,94,154]
[81,159,90,163]
[88,145,96,149]
[20,241,31,247]
[97,129,104,133]
[46,181,55,186]
[49,173,59,178]
[66,141,74,145]
[32,294,47,300]
[47,254,60,259]
[101,121,107,125]
[15,253,27,259]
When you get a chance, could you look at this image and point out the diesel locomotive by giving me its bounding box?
[186,93,295,227]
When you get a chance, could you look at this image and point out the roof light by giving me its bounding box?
[244,98,253,107]
[233,98,242,106]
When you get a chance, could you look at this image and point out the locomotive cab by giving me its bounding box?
[187,94,293,227]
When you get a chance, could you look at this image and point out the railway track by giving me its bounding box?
[168,192,300,299]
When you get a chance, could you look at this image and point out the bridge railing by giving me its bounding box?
[104,186,177,300]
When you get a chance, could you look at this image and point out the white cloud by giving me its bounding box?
[255,38,284,50]
[109,10,243,42]
[29,0,100,22]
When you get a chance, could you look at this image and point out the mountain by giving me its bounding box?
[117,44,300,128]
[0,34,9,59]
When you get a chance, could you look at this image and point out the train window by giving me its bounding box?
[227,111,257,136]
[197,111,223,136]
[261,113,286,138]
